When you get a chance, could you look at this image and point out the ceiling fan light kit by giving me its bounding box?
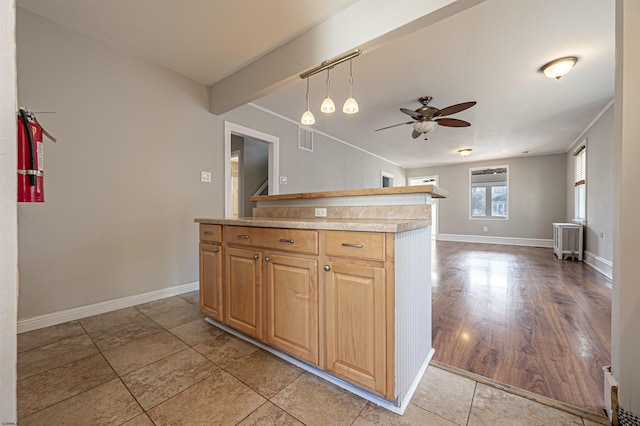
[540,56,578,79]
[375,95,476,139]
[299,50,361,124]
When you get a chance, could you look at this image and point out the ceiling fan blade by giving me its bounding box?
[434,101,476,117]
[412,129,422,139]
[435,118,471,127]
[400,108,424,120]
[374,121,414,132]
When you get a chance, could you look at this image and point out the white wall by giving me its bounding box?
[613,0,640,416]
[16,8,221,319]
[0,0,17,421]
[566,104,614,269]
[407,154,566,241]
[16,8,405,321]
[224,106,407,194]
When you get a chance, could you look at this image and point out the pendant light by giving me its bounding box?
[343,59,359,114]
[300,78,315,125]
[320,69,336,113]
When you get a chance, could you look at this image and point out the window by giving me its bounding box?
[574,144,586,221]
[470,166,508,219]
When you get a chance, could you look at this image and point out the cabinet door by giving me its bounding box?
[324,261,387,396]
[225,247,263,340]
[266,253,318,365]
[199,243,223,321]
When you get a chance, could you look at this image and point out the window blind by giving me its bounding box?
[574,146,586,186]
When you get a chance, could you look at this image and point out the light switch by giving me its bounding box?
[201,171,212,183]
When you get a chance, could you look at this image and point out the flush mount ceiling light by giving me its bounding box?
[300,78,315,125]
[540,56,579,80]
[458,148,472,157]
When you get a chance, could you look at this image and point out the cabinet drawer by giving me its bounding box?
[200,224,222,243]
[325,231,385,261]
[226,226,318,255]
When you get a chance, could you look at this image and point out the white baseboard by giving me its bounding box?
[438,234,553,248]
[17,281,199,334]
[584,251,613,279]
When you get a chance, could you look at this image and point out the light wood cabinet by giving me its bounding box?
[198,224,401,404]
[265,253,318,365]
[199,243,223,321]
[224,246,263,340]
[323,260,388,398]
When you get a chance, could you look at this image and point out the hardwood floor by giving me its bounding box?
[431,240,612,415]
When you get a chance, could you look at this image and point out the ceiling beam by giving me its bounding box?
[208,0,487,115]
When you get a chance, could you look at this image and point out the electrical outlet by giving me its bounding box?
[483,226,488,232]
[315,208,327,217]
[280,176,288,184]
[201,171,212,183]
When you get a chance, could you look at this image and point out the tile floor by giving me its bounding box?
[17,292,608,425]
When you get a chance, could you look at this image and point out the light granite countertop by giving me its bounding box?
[194,217,431,233]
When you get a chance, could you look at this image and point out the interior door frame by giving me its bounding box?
[409,175,439,239]
[224,121,279,218]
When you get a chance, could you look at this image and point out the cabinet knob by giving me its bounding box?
[213,248,219,253]
[253,254,259,260]
[324,265,331,272]
[265,256,271,262]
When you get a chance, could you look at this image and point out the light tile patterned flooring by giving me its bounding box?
[17,292,607,425]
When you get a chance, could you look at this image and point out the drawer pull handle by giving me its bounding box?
[253,254,259,260]
[203,231,214,236]
[279,239,295,244]
[237,235,250,240]
[213,248,219,253]
[341,243,363,248]
[265,256,270,262]
[324,265,331,272]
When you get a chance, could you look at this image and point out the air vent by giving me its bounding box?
[298,127,313,152]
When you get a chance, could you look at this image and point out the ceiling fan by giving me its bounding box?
[375,96,476,139]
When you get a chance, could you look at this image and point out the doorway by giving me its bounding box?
[224,122,279,218]
[381,171,395,188]
[409,175,439,239]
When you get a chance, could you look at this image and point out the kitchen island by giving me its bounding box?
[195,184,446,414]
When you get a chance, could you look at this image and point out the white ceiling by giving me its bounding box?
[18,0,615,169]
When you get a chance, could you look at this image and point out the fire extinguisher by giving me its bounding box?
[17,108,56,202]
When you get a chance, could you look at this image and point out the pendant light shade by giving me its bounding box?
[343,59,359,114]
[300,78,315,125]
[320,69,335,113]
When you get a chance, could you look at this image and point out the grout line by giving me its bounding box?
[465,380,478,426]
